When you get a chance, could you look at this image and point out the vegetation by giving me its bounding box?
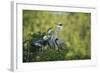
[23,10,91,62]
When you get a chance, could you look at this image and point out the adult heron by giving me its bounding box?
[47,23,63,50]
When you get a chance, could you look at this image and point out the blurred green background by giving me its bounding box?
[23,10,91,62]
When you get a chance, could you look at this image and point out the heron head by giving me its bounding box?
[56,23,63,32]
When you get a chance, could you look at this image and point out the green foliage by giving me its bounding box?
[23,10,91,62]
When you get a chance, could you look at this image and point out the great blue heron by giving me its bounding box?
[47,23,64,50]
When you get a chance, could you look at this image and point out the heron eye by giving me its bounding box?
[59,24,62,26]
[57,23,62,26]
